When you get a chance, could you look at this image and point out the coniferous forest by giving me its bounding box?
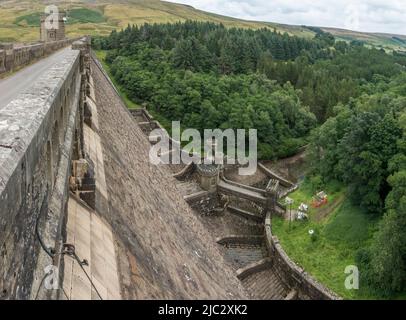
[93,21,406,297]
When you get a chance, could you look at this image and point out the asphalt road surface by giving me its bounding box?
[0,47,73,110]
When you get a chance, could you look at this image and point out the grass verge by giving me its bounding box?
[273,179,379,299]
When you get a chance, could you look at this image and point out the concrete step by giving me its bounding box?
[241,267,288,300]
[218,180,267,205]
[228,206,263,223]
[221,242,268,270]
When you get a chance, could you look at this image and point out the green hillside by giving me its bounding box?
[0,0,405,51]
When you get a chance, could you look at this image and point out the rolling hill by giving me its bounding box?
[0,0,405,51]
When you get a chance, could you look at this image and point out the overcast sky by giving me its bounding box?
[168,0,406,35]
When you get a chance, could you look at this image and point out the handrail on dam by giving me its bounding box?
[0,37,91,300]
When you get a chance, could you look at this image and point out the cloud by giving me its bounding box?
[167,0,406,35]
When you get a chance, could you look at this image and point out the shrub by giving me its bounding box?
[309,174,324,193]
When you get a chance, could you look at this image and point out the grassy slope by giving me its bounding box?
[273,180,379,299]
[324,27,406,51]
[0,0,405,50]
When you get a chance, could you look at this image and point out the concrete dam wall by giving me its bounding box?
[0,39,89,299]
[0,38,248,299]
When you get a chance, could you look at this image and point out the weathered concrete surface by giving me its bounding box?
[218,180,267,205]
[63,196,121,300]
[91,59,248,299]
[0,47,81,299]
[62,77,121,300]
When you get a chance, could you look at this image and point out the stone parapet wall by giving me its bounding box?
[0,38,80,76]
[216,235,264,246]
[90,54,250,299]
[222,177,268,196]
[31,62,84,301]
[0,50,5,72]
[236,258,272,280]
[264,213,341,300]
[0,39,90,299]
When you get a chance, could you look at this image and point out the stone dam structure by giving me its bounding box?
[0,37,341,300]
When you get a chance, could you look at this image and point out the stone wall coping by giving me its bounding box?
[0,49,80,196]
[222,176,267,196]
[216,235,264,245]
[196,164,219,176]
[183,190,211,203]
[227,205,263,223]
[4,38,80,52]
[236,257,272,280]
[0,38,83,77]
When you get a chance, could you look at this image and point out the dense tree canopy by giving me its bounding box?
[107,48,316,158]
[309,74,406,295]
[94,21,406,122]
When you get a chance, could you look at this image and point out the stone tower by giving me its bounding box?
[40,11,66,42]
[197,164,220,192]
